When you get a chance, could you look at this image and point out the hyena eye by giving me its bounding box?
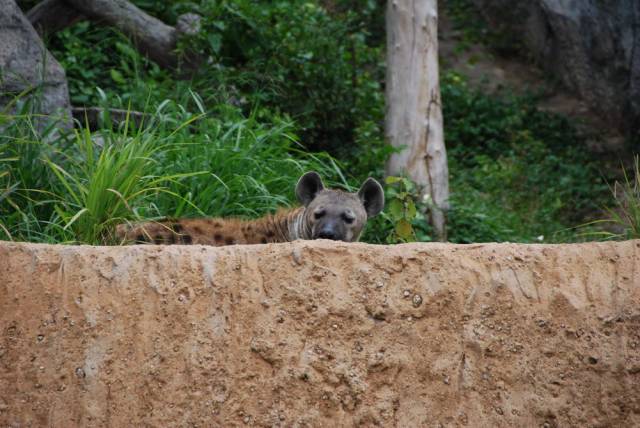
[314,210,325,220]
[342,213,355,224]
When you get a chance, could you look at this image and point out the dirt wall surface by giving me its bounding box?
[1,240,639,427]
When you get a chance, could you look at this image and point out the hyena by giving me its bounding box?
[116,171,384,246]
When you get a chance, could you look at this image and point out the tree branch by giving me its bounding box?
[64,0,201,71]
[26,0,202,73]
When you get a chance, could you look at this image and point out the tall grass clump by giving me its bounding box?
[0,104,68,242]
[1,94,345,245]
[597,156,640,239]
[147,104,346,221]
[45,121,185,244]
[0,109,185,244]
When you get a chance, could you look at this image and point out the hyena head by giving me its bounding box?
[295,171,385,242]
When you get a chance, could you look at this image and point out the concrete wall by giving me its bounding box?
[1,240,639,426]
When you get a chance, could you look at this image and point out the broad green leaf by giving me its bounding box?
[385,176,402,185]
[395,219,413,240]
[110,69,125,85]
[208,34,222,54]
[388,199,403,219]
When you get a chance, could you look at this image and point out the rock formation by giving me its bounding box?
[472,0,640,140]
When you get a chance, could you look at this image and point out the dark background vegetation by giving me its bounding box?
[2,0,637,245]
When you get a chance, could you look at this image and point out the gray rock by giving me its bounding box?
[471,0,640,140]
[0,0,72,131]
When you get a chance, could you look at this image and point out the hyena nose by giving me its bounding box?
[317,229,338,240]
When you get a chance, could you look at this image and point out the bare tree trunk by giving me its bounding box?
[385,0,449,241]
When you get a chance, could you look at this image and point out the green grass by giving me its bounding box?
[0,97,346,245]
[608,157,640,238]
[44,117,195,244]
[584,156,640,240]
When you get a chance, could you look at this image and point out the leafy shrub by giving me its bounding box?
[359,176,433,244]
[48,22,170,107]
[47,0,386,156]
[195,1,385,152]
[381,176,419,243]
[442,72,608,242]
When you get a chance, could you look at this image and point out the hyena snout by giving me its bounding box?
[314,220,344,240]
[317,230,337,240]
[315,227,338,240]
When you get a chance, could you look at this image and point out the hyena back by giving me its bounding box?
[116,171,384,246]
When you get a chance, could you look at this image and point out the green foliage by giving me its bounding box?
[0,102,66,242]
[48,22,169,107]
[48,0,387,155]
[362,72,610,244]
[383,176,419,243]
[192,0,385,152]
[360,175,433,245]
[44,120,191,244]
[142,103,345,220]
[442,72,608,243]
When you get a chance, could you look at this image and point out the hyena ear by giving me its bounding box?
[296,171,325,206]
[358,177,385,217]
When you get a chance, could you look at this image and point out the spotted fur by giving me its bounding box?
[116,172,384,246]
